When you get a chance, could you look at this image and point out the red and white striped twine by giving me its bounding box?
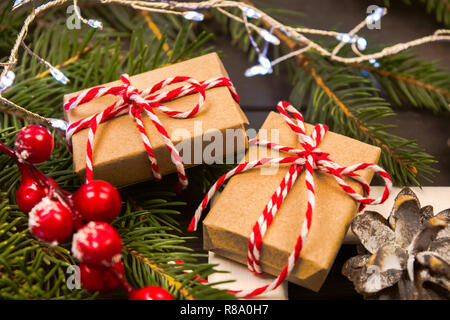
[64,74,239,189]
[188,101,392,298]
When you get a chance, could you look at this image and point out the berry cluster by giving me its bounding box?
[0,125,173,300]
[13,125,122,244]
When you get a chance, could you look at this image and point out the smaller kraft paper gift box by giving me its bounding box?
[189,102,391,296]
[64,53,249,188]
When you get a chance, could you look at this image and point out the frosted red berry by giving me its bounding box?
[73,180,122,223]
[79,260,125,294]
[14,125,54,163]
[16,178,46,214]
[28,197,74,244]
[129,286,174,300]
[72,221,122,268]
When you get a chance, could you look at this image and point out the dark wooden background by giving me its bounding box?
[172,0,450,300]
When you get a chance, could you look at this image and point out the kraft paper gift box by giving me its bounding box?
[64,53,249,187]
[202,111,381,292]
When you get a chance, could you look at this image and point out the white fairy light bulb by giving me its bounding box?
[258,54,272,71]
[356,37,367,50]
[259,29,280,45]
[12,0,29,10]
[245,65,272,77]
[243,7,262,19]
[87,19,103,29]
[336,33,356,43]
[0,71,15,93]
[182,11,204,22]
[369,58,380,68]
[12,0,24,10]
[49,68,69,85]
[49,118,69,131]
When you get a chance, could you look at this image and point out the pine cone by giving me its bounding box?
[342,187,450,300]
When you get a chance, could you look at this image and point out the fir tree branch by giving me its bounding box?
[125,248,195,300]
[0,6,232,299]
[0,96,50,127]
[34,47,92,79]
[252,12,419,174]
[0,195,89,299]
[214,2,437,185]
[305,65,418,175]
[353,63,450,98]
[388,0,450,27]
[353,52,450,113]
[140,11,171,55]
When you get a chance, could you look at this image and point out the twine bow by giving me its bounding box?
[189,101,392,298]
[64,74,239,189]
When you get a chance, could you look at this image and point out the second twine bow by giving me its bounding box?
[64,74,239,189]
[189,101,393,298]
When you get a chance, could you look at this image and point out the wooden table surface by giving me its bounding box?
[173,0,450,300]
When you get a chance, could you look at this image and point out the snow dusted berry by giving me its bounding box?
[72,221,122,268]
[14,125,54,163]
[28,197,73,244]
[16,177,46,214]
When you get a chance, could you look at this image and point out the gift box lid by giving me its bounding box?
[64,53,247,125]
[63,53,249,186]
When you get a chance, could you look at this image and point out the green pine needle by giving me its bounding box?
[0,3,234,300]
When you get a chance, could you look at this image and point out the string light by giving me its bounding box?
[0,71,15,93]
[258,54,272,71]
[259,29,280,45]
[240,5,276,77]
[244,53,273,77]
[48,118,69,131]
[336,33,367,51]
[182,11,204,21]
[20,41,70,85]
[0,0,448,125]
[356,37,367,51]
[245,45,311,77]
[243,6,262,19]
[336,33,355,43]
[71,0,104,30]
[87,19,103,29]
[369,58,380,68]
[244,64,272,77]
[49,67,69,85]
[12,0,31,10]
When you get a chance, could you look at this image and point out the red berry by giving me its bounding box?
[80,261,125,294]
[73,180,122,223]
[16,178,46,214]
[14,125,54,163]
[192,275,209,284]
[129,286,174,300]
[72,221,122,268]
[29,197,74,244]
